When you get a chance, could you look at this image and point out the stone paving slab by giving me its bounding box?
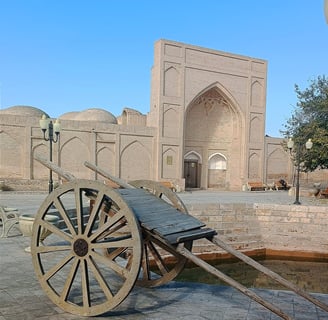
[1,232,328,320]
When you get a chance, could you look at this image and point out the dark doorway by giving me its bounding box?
[184,160,199,189]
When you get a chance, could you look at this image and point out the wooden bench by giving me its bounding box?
[247,182,266,191]
[274,179,291,190]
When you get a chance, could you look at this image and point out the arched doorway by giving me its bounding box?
[184,151,202,189]
[184,85,242,190]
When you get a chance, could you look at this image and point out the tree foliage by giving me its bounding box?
[281,75,328,171]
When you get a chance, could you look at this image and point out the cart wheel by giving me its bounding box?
[31,179,142,316]
[129,179,192,287]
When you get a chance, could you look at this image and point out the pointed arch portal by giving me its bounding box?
[184,85,242,190]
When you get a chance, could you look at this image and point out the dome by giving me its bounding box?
[58,111,80,120]
[0,105,49,117]
[122,107,142,116]
[74,108,117,124]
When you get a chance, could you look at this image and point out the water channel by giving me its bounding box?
[176,259,328,293]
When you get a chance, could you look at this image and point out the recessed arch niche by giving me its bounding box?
[60,136,90,179]
[184,84,242,189]
[208,153,227,189]
[120,141,151,181]
[0,131,23,178]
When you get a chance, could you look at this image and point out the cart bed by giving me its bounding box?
[118,188,217,244]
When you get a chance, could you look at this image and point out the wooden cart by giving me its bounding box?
[31,155,328,319]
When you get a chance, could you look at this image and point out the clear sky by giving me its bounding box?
[0,1,327,137]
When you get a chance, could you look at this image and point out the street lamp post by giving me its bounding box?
[39,115,61,193]
[287,138,313,205]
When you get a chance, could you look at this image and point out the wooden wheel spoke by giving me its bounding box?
[91,238,133,250]
[97,218,127,241]
[89,210,126,242]
[81,259,91,309]
[141,244,151,280]
[91,251,129,279]
[87,256,114,300]
[43,253,75,282]
[106,247,127,260]
[35,244,71,254]
[38,219,73,243]
[147,241,168,275]
[53,197,77,236]
[84,190,105,236]
[60,258,80,302]
[74,185,84,235]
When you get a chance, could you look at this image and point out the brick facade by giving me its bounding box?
[0,39,325,191]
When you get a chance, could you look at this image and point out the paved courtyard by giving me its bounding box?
[1,189,328,216]
[1,190,328,319]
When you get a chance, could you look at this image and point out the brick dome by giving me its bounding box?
[0,105,49,117]
[60,108,117,124]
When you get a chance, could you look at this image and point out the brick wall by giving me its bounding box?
[187,203,328,261]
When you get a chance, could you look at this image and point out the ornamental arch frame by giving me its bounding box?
[184,82,246,190]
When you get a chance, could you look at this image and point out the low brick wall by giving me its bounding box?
[0,179,50,191]
[187,202,328,261]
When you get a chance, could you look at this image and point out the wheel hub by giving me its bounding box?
[73,238,89,257]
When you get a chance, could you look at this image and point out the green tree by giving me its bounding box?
[281,75,328,171]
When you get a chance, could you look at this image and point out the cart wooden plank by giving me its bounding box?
[164,228,217,244]
[151,220,205,236]
[117,188,208,240]
[139,212,203,227]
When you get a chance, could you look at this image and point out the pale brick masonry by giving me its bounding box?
[187,203,328,260]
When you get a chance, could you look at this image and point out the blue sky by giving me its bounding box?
[0,1,327,137]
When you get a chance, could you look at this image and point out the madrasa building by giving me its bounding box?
[0,39,296,191]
